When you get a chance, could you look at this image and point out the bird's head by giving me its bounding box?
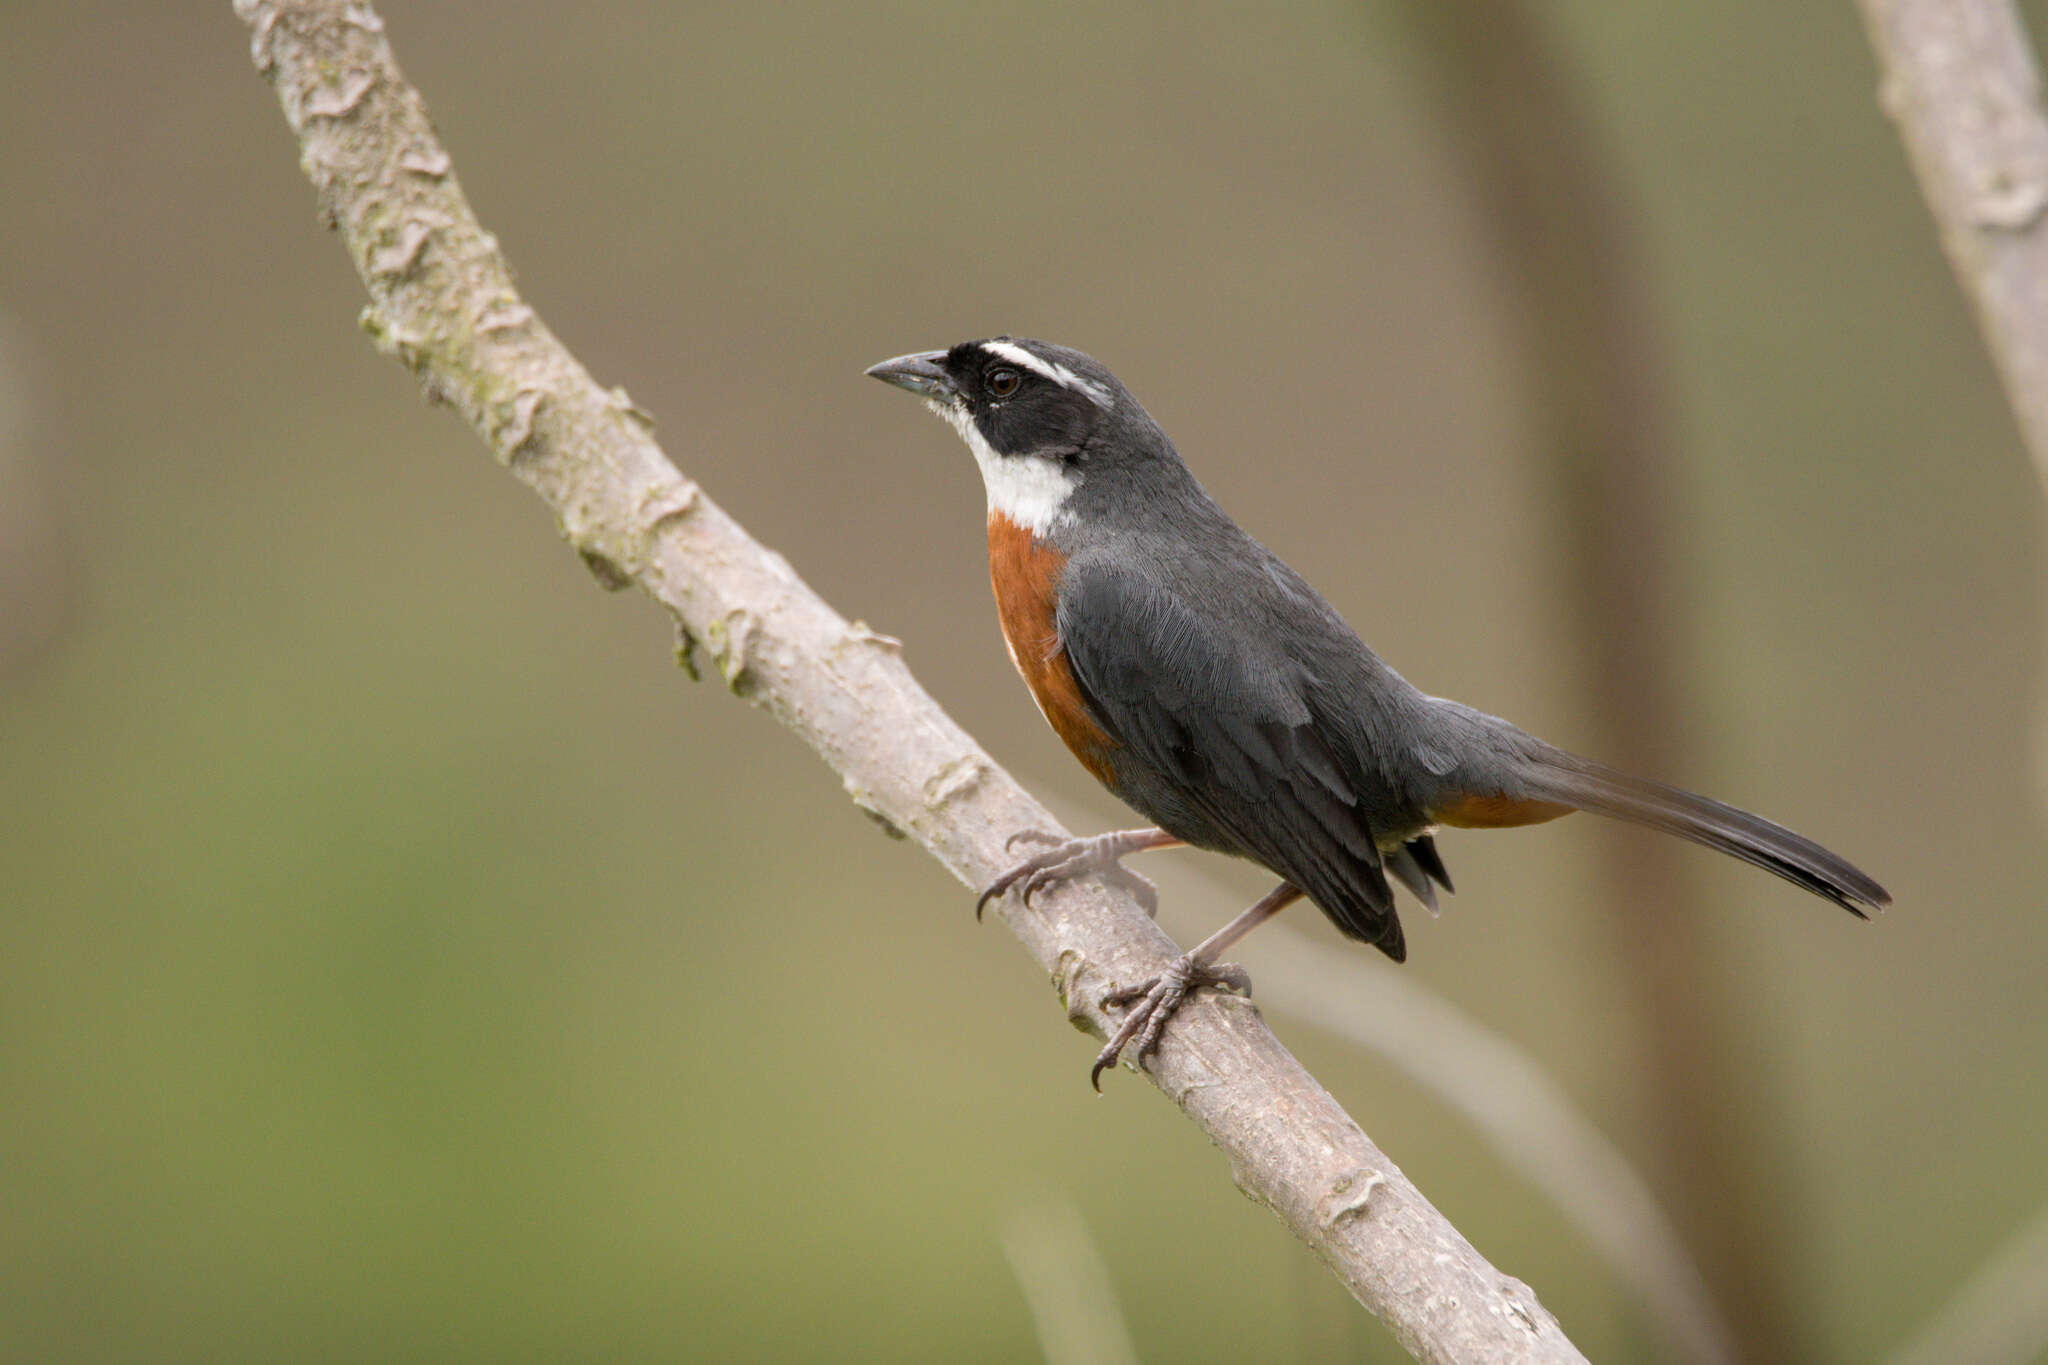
[865,337,1136,536]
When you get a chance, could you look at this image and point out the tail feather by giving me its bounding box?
[1386,844,1441,913]
[1407,834,1454,895]
[1518,752,1890,916]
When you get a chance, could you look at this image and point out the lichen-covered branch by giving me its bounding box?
[229,3,1586,1359]
[1857,0,2048,492]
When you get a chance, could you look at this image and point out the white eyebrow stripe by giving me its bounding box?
[980,340,1064,382]
[977,340,1115,411]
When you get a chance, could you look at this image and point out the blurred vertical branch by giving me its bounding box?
[1394,4,1812,1361]
[1856,7,2048,1362]
[1856,0,2048,494]
[0,320,81,682]
[1855,0,2048,818]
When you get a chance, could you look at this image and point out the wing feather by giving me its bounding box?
[1056,562,1404,954]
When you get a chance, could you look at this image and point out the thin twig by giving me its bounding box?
[230,2,1586,1360]
[1001,1196,1143,1365]
[1882,1198,2048,1365]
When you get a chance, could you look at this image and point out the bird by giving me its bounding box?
[865,336,1888,1087]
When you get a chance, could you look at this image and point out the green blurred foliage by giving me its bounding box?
[0,2,2041,1361]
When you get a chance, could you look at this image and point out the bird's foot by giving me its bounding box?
[975,828,1161,921]
[1090,955,1253,1090]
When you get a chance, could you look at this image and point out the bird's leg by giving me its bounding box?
[975,827,1183,920]
[1091,881,1305,1089]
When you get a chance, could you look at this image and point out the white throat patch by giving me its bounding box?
[928,399,1077,537]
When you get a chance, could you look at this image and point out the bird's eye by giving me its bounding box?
[985,367,1021,399]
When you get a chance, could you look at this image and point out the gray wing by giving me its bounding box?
[1055,559,1405,956]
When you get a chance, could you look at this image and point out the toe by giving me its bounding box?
[1090,995,1157,1091]
[1089,954,1243,1083]
[1207,962,1252,995]
[1021,863,1065,905]
[1100,976,1159,1012]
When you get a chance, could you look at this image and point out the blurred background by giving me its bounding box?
[3,2,2044,1361]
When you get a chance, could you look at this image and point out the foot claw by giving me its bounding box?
[1089,956,1253,1089]
[1021,864,1065,905]
[974,829,1167,922]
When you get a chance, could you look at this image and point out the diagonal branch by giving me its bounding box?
[230,2,1585,1360]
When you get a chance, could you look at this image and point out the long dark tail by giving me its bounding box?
[1518,750,1890,916]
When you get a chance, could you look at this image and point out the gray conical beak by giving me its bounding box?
[864,350,957,400]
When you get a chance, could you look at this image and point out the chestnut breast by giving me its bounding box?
[985,512,1117,786]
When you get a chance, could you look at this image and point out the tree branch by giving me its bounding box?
[231,2,1586,1359]
[1856,0,2048,491]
